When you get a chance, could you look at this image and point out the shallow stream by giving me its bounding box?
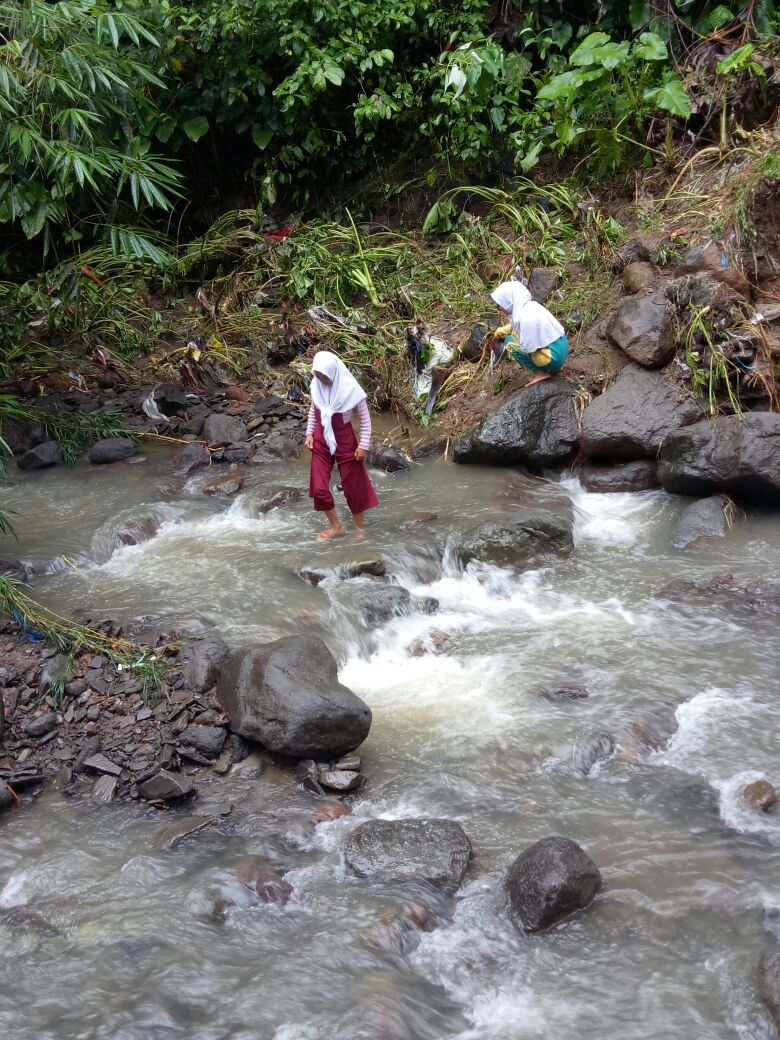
[1,444,780,1040]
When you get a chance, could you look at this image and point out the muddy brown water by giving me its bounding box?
[1,444,780,1040]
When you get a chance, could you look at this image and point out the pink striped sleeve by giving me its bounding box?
[356,399,371,450]
[306,404,316,437]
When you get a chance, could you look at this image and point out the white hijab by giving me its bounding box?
[310,351,367,455]
[491,281,564,353]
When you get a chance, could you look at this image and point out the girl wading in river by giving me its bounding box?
[489,280,569,384]
[305,350,379,541]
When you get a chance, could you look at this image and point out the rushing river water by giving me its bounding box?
[1,443,780,1040]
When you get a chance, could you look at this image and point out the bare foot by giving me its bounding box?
[350,528,367,542]
[318,526,345,541]
[527,372,552,386]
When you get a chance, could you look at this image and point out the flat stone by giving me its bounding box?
[138,769,193,802]
[92,775,118,803]
[317,769,362,792]
[83,754,122,777]
[345,818,472,890]
[26,714,58,738]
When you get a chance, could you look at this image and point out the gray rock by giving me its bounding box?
[353,585,413,626]
[758,947,780,1030]
[582,365,701,461]
[457,508,573,572]
[318,768,362,792]
[606,297,675,367]
[614,234,659,269]
[202,413,249,445]
[138,769,193,801]
[216,636,371,758]
[38,654,72,695]
[170,442,211,477]
[345,818,472,891]
[580,460,660,493]
[622,261,656,294]
[671,496,730,549]
[527,267,560,303]
[453,380,578,468]
[4,419,48,457]
[17,440,61,470]
[366,446,410,473]
[658,412,780,504]
[254,485,301,514]
[92,775,118,803]
[296,759,325,794]
[180,726,227,760]
[413,595,440,615]
[571,732,615,775]
[297,566,330,587]
[178,638,229,695]
[83,754,122,777]
[539,684,589,702]
[26,713,58,738]
[88,437,138,464]
[345,559,386,578]
[506,836,602,932]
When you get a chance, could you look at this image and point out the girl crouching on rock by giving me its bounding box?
[305,351,379,541]
[490,281,569,384]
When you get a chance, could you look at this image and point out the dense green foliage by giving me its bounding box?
[0,0,777,261]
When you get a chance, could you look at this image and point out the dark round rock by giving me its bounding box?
[506,836,601,932]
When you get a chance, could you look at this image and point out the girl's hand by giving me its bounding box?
[354,447,367,461]
[305,435,314,451]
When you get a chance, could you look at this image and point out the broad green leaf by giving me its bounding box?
[629,0,651,28]
[20,198,50,239]
[182,116,209,142]
[569,32,612,66]
[519,139,543,172]
[644,76,691,117]
[155,118,176,143]
[634,32,668,61]
[537,70,577,102]
[323,61,344,87]
[489,105,505,130]
[708,5,734,28]
[716,44,757,76]
[252,125,272,149]
[593,127,624,169]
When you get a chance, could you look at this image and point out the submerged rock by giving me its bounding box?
[202,463,244,495]
[571,732,615,775]
[88,437,138,465]
[457,508,573,572]
[606,296,675,368]
[581,365,700,462]
[539,683,589,702]
[671,496,731,549]
[216,635,371,758]
[758,947,780,1030]
[345,818,472,891]
[660,574,780,618]
[353,585,413,627]
[506,836,602,932]
[580,460,660,493]
[658,413,780,504]
[741,779,777,813]
[453,380,578,468]
[254,485,301,513]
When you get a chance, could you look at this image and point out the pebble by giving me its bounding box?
[742,779,777,812]
[83,753,122,777]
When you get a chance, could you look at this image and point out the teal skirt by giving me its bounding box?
[505,334,569,374]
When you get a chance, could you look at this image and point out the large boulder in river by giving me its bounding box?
[345,819,472,891]
[453,380,578,468]
[458,508,573,571]
[758,947,780,1030]
[671,496,730,549]
[657,412,780,504]
[216,635,371,758]
[88,437,138,464]
[4,419,48,457]
[202,413,249,445]
[606,296,675,367]
[582,365,700,462]
[506,836,602,932]
[580,460,660,493]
